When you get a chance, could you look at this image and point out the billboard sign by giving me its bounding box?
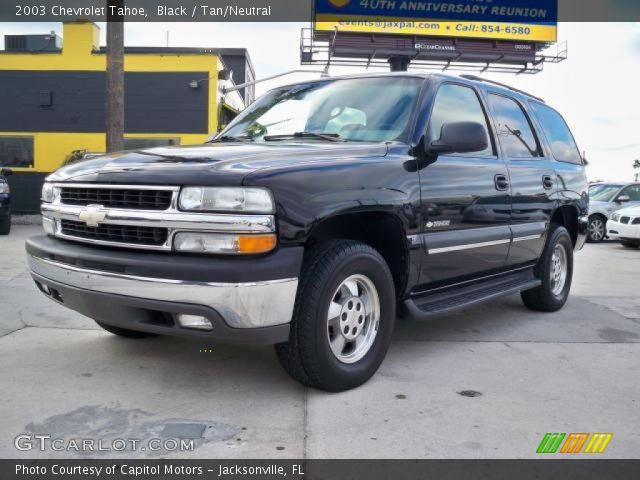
[314,0,558,43]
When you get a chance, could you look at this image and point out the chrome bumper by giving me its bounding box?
[28,255,298,329]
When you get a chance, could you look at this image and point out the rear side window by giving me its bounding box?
[487,94,541,159]
[530,102,582,165]
[428,83,494,156]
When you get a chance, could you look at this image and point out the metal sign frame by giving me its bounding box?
[300,27,567,74]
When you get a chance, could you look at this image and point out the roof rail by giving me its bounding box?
[460,74,546,103]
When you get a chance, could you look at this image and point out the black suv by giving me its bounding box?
[27,74,588,391]
[0,168,11,235]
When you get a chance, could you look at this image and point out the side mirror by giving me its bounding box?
[427,121,488,156]
[1,168,12,176]
[616,194,630,203]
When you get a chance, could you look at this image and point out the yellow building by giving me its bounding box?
[0,21,248,212]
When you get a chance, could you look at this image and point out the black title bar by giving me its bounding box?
[4,459,640,480]
[1,0,639,22]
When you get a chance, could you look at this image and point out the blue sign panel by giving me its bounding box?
[314,0,558,42]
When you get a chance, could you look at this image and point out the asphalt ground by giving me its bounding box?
[1,222,638,459]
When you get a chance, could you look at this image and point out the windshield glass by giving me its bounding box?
[218,77,423,142]
[590,185,622,202]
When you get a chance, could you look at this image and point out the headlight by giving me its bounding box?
[0,182,9,194]
[41,183,59,203]
[173,232,276,255]
[611,213,620,222]
[178,187,274,213]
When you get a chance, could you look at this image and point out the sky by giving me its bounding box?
[1,21,639,182]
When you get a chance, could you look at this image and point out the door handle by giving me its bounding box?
[542,175,554,190]
[494,174,510,191]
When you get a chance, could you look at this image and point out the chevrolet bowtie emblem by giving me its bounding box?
[78,205,107,227]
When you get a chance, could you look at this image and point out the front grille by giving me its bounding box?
[632,218,640,225]
[60,187,172,210]
[60,219,168,246]
[620,216,630,224]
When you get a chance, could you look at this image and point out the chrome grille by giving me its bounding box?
[620,216,630,224]
[42,183,275,252]
[60,219,168,246]
[60,187,172,210]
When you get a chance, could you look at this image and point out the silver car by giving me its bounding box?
[588,183,640,242]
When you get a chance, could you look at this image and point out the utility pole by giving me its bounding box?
[106,0,125,152]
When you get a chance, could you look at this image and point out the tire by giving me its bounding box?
[587,214,606,243]
[620,240,640,249]
[0,214,10,235]
[521,225,573,312]
[95,321,157,338]
[275,240,396,392]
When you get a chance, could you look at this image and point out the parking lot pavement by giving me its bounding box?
[1,224,639,458]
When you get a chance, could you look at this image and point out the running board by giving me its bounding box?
[404,269,541,319]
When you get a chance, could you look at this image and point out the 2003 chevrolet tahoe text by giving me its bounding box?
[27,74,588,391]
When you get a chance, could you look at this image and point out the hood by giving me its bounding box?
[614,204,640,217]
[47,142,388,185]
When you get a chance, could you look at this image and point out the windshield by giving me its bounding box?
[218,77,423,142]
[590,185,622,202]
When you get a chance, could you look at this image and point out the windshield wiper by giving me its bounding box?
[209,135,253,143]
[263,132,342,142]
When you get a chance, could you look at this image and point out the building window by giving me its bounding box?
[123,138,181,150]
[0,136,34,168]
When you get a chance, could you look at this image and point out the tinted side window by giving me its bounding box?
[619,185,640,201]
[428,84,493,156]
[488,94,540,159]
[530,102,582,165]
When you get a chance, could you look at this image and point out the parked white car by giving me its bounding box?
[607,205,640,248]
[588,183,640,242]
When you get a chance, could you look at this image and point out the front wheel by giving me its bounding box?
[275,240,396,392]
[587,214,606,243]
[521,225,573,312]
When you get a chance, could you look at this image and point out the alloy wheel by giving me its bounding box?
[550,243,568,296]
[326,274,380,364]
[589,218,605,241]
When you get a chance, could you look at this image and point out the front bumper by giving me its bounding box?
[607,219,640,240]
[26,235,302,344]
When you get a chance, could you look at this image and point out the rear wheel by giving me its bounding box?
[521,225,573,312]
[620,240,640,249]
[0,214,10,235]
[275,240,396,392]
[95,321,157,338]
[587,214,606,243]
